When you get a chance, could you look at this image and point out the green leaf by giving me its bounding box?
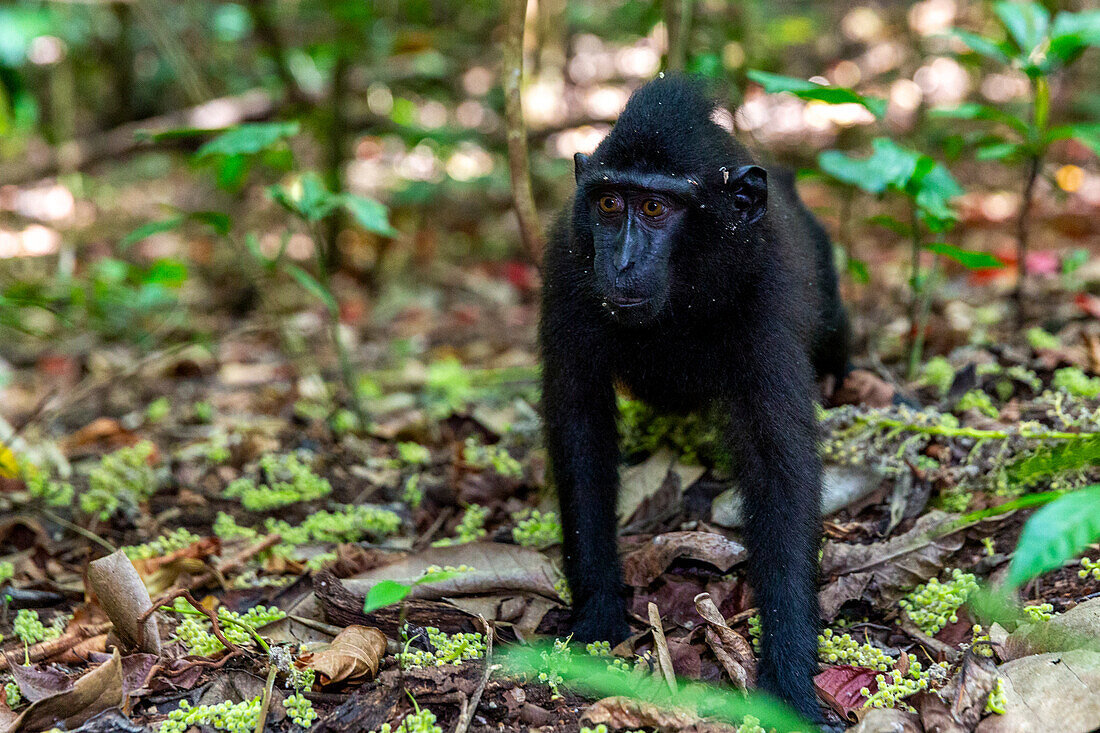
[994,0,1050,55]
[1005,484,1100,589]
[143,258,189,287]
[284,263,338,314]
[865,214,912,237]
[341,194,398,237]
[189,211,232,235]
[930,103,1028,135]
[746,70,887,118]
[195,121,301,158]
[121,217,185,249]
[363,580,412,614]
[216,154,250,191]
[818,138,921,195]
[948,29,1013,64]
[1048,10,1100,65]
[297,173,340,222]
[846,257,870,284]
[268,173,340,222]
[975,141,1026,161]
[413,569,461,585]
[1047,123,1100,156]
[925,242,1002,270]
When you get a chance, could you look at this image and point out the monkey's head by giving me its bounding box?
[571,75,767,327]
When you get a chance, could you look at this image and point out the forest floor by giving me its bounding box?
[2,161,1100,733]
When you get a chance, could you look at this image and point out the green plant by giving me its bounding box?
[939,2,1100,314]
[123,528,201,560]
[463,437,522,478]
[1080,557,1100,580]
[145,397,171,423]
[223,453,332,511]
[746,71,1001,376]
[1023,602,1054,622]
[3,680,19,708]
[368,707,442,733]
[956,390,999,419]
[1052,368,1100,398]
[432,504,489,546]
[363,566,466,614]
[1006,484,1100,589]
[919,356,955,397]
[860,656,949,712]
[398,625,486,668]
[167,599,285,656]
[898,569,980,634]
[81,441,159,520]
[157,697,262,733]
[512,509,563,547]
[1027,327,1060,351]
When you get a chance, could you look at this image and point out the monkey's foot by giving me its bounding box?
[569,598,629,645]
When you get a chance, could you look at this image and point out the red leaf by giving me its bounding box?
[814,665,877,721]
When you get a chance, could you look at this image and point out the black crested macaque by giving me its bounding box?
[539,75,849,722]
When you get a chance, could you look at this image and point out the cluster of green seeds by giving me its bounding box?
[898,569,979,635]
[399,627,485,668]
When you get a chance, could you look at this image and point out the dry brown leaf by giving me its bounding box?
[87,550,161,655]
[623,532,747,587]
[818,510,965,619]
[341,542,559,601]
[3,649,122,733]
[847,708,922,733]
[296,625,386,687]
[1004,597,1100,659]
[580,696,736,733]
[974,650,1100,733]
[693,592,755,688]
[648,603,677,695]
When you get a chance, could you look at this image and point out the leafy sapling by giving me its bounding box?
[940,1,1100,316]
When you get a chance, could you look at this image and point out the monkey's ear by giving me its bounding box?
[574,153,590,182]
[727,165,767,225]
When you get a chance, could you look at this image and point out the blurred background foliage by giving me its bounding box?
[0,0,1098,363]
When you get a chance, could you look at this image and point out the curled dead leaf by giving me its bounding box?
[296,625,386,687]
[693,592,755,689]
[623,532,747,587]
[580,696,736,733]
[3,649,122,733]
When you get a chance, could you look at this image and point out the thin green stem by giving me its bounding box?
[855,415,1085,442]
[163,605,272,655]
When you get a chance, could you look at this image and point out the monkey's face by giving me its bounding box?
[585,186,687,326]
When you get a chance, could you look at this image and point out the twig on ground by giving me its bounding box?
[254,664,279,733]
[0,622,113,671]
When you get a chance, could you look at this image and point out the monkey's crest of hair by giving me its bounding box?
[583,74,746,180]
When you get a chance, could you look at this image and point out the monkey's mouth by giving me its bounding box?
[607,294,649,308]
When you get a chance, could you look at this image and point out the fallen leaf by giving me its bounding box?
[974,650,1100,733]
[832,369,896,408]
[924,651,997,731]
[1004,596,1100,659]
[3,649,122,733]
[623,532,747,587]
[818,510,965,619]
[341,542,559,601]
[712,464,885,528]
[580,696,736,732]
[619,449,704,528]
[86,551,161,654]
[7,664,72,703]
[297,625,386,687]
[847,707,922,733]
[694,592,755,688]
[814,665,877,722]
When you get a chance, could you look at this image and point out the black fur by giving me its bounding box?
[539,75,850,722]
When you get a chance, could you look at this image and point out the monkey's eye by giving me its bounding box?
[597,195,623,214]
[641,199,665,217]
